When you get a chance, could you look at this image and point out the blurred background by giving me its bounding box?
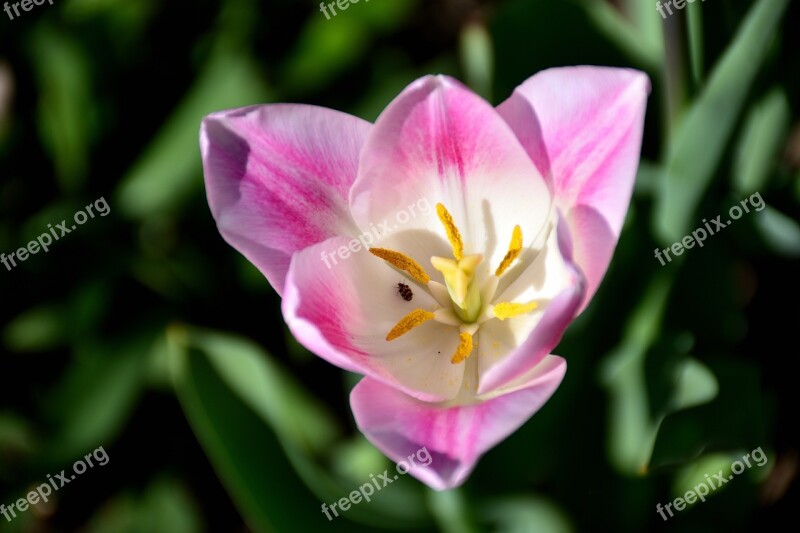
[1,0,798,531]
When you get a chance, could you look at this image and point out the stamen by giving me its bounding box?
[370,248,431,284]
[495,225,523,276]
[386,309,435,341]
[450,332,473,364]
[436,203,464,261]
[492,300,539,320]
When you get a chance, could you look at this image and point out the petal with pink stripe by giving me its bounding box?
[350,75,552,274]
[498,67,649,310]
[350,355,567,490]
[202,104,370,294]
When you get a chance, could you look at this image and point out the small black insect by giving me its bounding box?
[396,282,413,301]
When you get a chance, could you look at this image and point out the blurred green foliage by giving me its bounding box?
[1,0,798,531]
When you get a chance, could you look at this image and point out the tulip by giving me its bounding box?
[201,67,649,489]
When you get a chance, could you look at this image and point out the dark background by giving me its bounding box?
[0,0,798,531]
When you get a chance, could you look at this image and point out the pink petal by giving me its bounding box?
[497,67,649,310]
[478,213,584,393]
[201,104,370,295]
[350,75,551,273]
[478,278,582,395]
[350,355,567,490]
[282,236,467,402]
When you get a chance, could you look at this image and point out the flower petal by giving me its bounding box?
[497,67,649,309]
[350,355,567,490]
[350,75,552,274]
[282,235,467,402]
[477,215,583,393]
[477,278,581,395]
[201,104,370,295]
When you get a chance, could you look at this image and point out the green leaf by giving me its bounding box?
[733,88,790,194]
[330,436,390,482]
[670,358,719,411]
[116,46,269,219]
[138,478,204,533]
[44,337,150,464]
[3,281,109,352]
[649,358,767,470]
[3,304,65,352]
[86,478,202,533]
[577,0,661,70]
[280,0,417,95]
[187,328,340,455]
[633,160,663,198]
[672,453,735,502]
[168,327,335,532]
[655,0,790,243]
[29,25,94,193]
[622,0,663,60]
[755,205,800,257]
[602,309,720,476]
[168,327,430,531]
[480,496,573,533]
[427,488,479,533]
[460,23,494,101]
[686,0,705,86]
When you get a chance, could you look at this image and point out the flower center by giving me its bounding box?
[369,203,541,364]
[430,254,483,322]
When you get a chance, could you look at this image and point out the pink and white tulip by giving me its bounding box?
[201,67,649,489]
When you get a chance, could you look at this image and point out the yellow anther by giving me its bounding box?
[370,248,431,284]
[436,203,464,261]
[492,301,539,320]
[495,225,523,276]
[450,332,473,364]
[386,309,435,341]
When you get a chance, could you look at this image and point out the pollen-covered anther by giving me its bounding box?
[450,332,474,364]
[386,309,435,341]
[370,248,431,284]
[492,300,539,320]
[495,225,523,276]
[436,203,464,261]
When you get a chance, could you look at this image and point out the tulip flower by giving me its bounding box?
[201,67,649,489]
